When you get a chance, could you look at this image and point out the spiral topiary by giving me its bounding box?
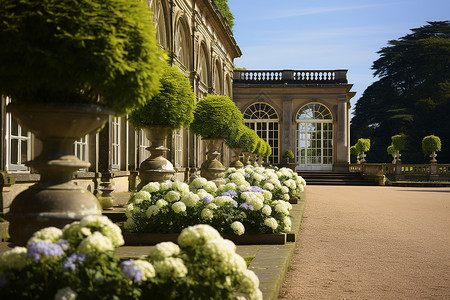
[190,95,243,139]
[0,0,165,115]
[129,65,196,129]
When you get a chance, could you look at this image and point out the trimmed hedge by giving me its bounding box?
[190,95,243,139]
[422,135,441,154]
[0,0,165,115]
[129,65,195,129]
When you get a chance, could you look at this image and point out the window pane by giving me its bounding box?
[11,139,19,164]
[21,140,28,163]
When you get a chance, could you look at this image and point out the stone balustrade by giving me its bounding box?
[233,69,348,84]
[349,163,450,183]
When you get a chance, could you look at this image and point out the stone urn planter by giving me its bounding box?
[137,126,175,189]
[6,103,111,245]
[200,139,226,186]
[242,152,252,165]
[229,148,244,168]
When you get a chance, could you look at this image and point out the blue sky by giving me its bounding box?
[228,0,450,114]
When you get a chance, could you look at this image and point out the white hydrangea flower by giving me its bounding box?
[263,217,278,230]
[181,192,200,207]
[149,242,181,260]
[204,181,217,193]
[156,199,168,208]
[28,227,63,245]
[239,269,261,296]
[229,173,247,186]
[202,239,236,264]
[133,259,156,280]
[0,246,28,271]
[214,196,233,206]
[268,178,282,188]
[201,208,214,220]
[230,221,245,236]
[125,203,135,218]
[281,186,289,194]
[206,203,219,210]
[195,189,210,200]
[160,180,173,191]
[141,182,160,193]
[252,173,265,184]
[153,257,188,279]
[283,216,292,230]
[262,191,272,201]
[77,232,114,254]
[171,201,186,214]
[79,215,110,228]
[134,191,151,201]
[190,177,207,189]
[165,190,181,202]
[146,205,160,217]
[79,215,124,247]
[100,222,124,247]
[283,194,290,201]
[172,181,190,195]
[54,287,77,300]
[123,218,136,231]
[263,182,274,191]
[178,224,222,247]
[247,197,264,211]
[274,202,290,215]
[261,205,272,216]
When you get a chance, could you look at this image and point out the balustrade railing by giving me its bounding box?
[349,163,450,182]
[233,69,348,84]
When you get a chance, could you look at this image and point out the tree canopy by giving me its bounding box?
[215,0,234,29]
[351,21,450,163]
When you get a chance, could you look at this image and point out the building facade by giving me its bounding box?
[0,0,241,212]
[233,70,356,171]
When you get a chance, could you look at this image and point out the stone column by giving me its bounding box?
[334,97,349,171]
[282,97,293,160]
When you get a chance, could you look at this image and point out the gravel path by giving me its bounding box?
[279,185,450,300]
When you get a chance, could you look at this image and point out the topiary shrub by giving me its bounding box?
[238,127,259,153]
[355,138,371,154]
[190,95,243,139]
[129,65,196,129]
[224,124,246,149]
[391,134,407,152]
[387,145,396,155]
[283,150,294,160]
[422,135,442,155]
[0,0,165,115]
[350,145,358,157]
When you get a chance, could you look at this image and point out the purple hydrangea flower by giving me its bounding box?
[239,203,249,209]
[202,196,213,203]
[244,173,251,178]
[249,186,263,193]
[248,205,254,211]
[63,253,87,272]
[27,241,64,262]
[120,260,143,283]
[230,200,238,207]
[220,190,237,197]
[58,239,70,250]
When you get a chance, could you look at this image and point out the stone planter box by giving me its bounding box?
[123,231,289,246]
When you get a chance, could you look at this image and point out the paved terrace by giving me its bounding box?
[1,186,449,299]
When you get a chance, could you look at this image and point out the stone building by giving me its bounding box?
[233,70,356,171]
[0,0,241,212]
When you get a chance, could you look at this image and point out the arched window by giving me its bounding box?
[214,60,222,94]
[147,0,169,49]
[296,103,333,170]
[174,18,190,69]
[243,103,279,164]
[198,44,209,89]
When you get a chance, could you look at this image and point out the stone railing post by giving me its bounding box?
[282,70,294,81]
[430,162,438,181]
[395,164,404,181]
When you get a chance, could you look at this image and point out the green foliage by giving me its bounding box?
[264,142,272,157]
[0,0,165,116]
[283,150,294,160]
[387,144,396,155]
[191,95,243,139]
[224,124,246,149]
[350,145,358,157]
[351,21,450,162]
[356,138,370,153]
[215,0,235,28]
[129,65,195,129]
[391,134,407,151]
[422,135,442,154]
[238,127,259,153]
[253,139,265,155]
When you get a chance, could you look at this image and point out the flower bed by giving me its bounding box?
[0,216,262,299]
[123,166,306,240]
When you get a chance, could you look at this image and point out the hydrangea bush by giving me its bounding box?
[0,221,262,299]
[125,166,306,235]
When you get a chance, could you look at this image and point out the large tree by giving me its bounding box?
[351,21,450,163]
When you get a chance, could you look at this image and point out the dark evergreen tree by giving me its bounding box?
[351,21,450,162]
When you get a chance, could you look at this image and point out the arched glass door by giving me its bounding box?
[243,102,280,164]
[296,103,333,171]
